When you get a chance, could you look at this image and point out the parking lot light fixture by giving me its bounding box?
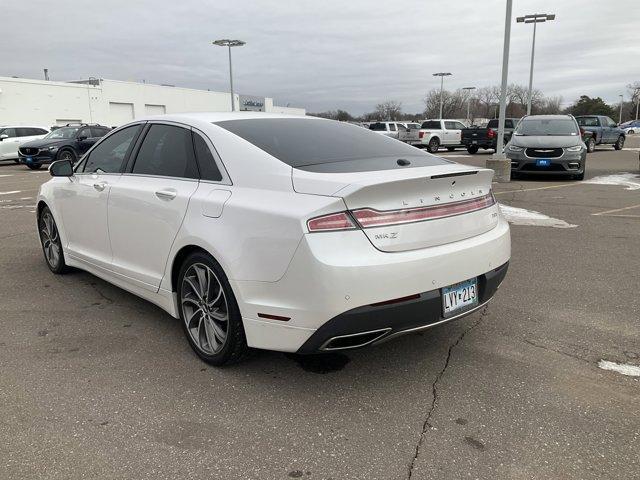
[488,0,513,183]
[516,13,555,116]
[212,39,246,111]
[462,86,476,123]
[433,73,452,119]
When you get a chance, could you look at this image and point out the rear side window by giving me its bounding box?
[421,121,441,129]
[16,128,33,137]
[83,124,141,173]
[91,127,110,138]
[215,118,446,169]
[487,119,498,128]
[369,122,387,131]
[132,124,199,179]
[77,127,93,139]
[192,132,222,181]
[389,123,397,132]
[576,117,599,127]
[504,120,513,128]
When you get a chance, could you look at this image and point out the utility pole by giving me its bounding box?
[619,94,624,124]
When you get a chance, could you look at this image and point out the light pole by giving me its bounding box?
[487,0,513,183]
[433,72,452,119]
[462,86,476,124]
[516,13,555,115]
[619,94,624,124]
[212,39,246,111]
[635,88,640,121]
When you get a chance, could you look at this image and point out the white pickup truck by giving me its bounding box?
[369,122,422,144]
[418,119,467,153]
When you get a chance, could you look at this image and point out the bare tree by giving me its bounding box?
[422,89,467,119]
[374,101,403,121]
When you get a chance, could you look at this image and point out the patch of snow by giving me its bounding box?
[499,204,578,228]
[584,173,640,190]
[598,360,640,377]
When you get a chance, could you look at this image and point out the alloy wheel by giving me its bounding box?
[181,263,229,355]
[39,211,60,269]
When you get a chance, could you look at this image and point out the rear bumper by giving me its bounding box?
[297,261,508,353]
[234,216,511,353]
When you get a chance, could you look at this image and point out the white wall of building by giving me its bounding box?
[0,76,305,127]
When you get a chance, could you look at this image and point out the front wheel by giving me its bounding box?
[57,149,77,163]
[586,137,596,153]
[427,138,440,154]
[466,145,479,154]
[38,206,69,274]
[13,159,20,164]
[613,136,624,150]
[27,163,42,170]
[177,251,247,366]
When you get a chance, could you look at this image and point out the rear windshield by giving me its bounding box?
[421,121,441,129]
[514,118,579,136]
[487,119,498,128]
[576,117,599,127]
[368,122,387,131]
[215,118,446,168]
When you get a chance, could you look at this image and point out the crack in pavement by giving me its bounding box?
[407,306,490,479]
[523,338,592,364]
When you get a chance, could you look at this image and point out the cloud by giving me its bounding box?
[2,0,638,115]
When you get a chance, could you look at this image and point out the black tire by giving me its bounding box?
[177,251,247,366]
[586,137,596,153]
[57,149,77,163]
[574,171,585,181]
[628,130,634,134]
[446,147,455,152]
[613,136,624,150]
[466,145,479,154]
[427,137,440,154]
[38,206,69,274]
[27,163,42,170]
[13,159,20,164]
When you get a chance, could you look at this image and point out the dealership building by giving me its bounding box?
[0,76,305,128]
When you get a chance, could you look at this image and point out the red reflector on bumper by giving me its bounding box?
[370,293,421,307]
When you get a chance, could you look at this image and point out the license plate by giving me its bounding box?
[472,140,478,144]
[442,278,478,317]
[26,157,32,162]
[536,159,550,167]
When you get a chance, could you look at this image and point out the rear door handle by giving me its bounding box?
[93,181,107,191]
[155,189,177,201]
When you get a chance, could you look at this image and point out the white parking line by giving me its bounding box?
[494,183,581,195]
[598,360,640,377]
[0,190,21,195]
[0,174,13,178]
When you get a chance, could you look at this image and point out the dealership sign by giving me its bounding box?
[239,95,265,112]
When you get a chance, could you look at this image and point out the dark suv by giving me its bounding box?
[18,123,111,170]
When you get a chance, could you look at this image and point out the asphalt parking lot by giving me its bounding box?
[1,138,638,480]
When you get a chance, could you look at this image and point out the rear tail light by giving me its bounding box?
[351,192,496,228]
[487,129,496,139]
[307,212,357,232]
[419,131,425,139]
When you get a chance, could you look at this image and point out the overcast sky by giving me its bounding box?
[3,0,639,114]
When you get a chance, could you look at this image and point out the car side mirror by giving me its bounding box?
[49,159,74,177]
[0,134,8,141]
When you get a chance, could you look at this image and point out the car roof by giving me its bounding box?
[1,125,49,129]
[135,111,313,124]
[522,115,574,120]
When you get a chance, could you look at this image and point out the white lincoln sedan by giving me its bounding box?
[37,112,510,365]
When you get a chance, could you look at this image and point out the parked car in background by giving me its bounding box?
[620,120,640,134]
[0,126,50,163]
[506,115,587,180]
[461,118,518,154]
[37,113,510,365]
[418,119,467,153]
[397,122,422,146]
[575,115,625,152]
[18,123,111,169]
[369,121,401,139]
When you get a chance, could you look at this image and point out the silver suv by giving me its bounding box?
[506,115,587,180]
